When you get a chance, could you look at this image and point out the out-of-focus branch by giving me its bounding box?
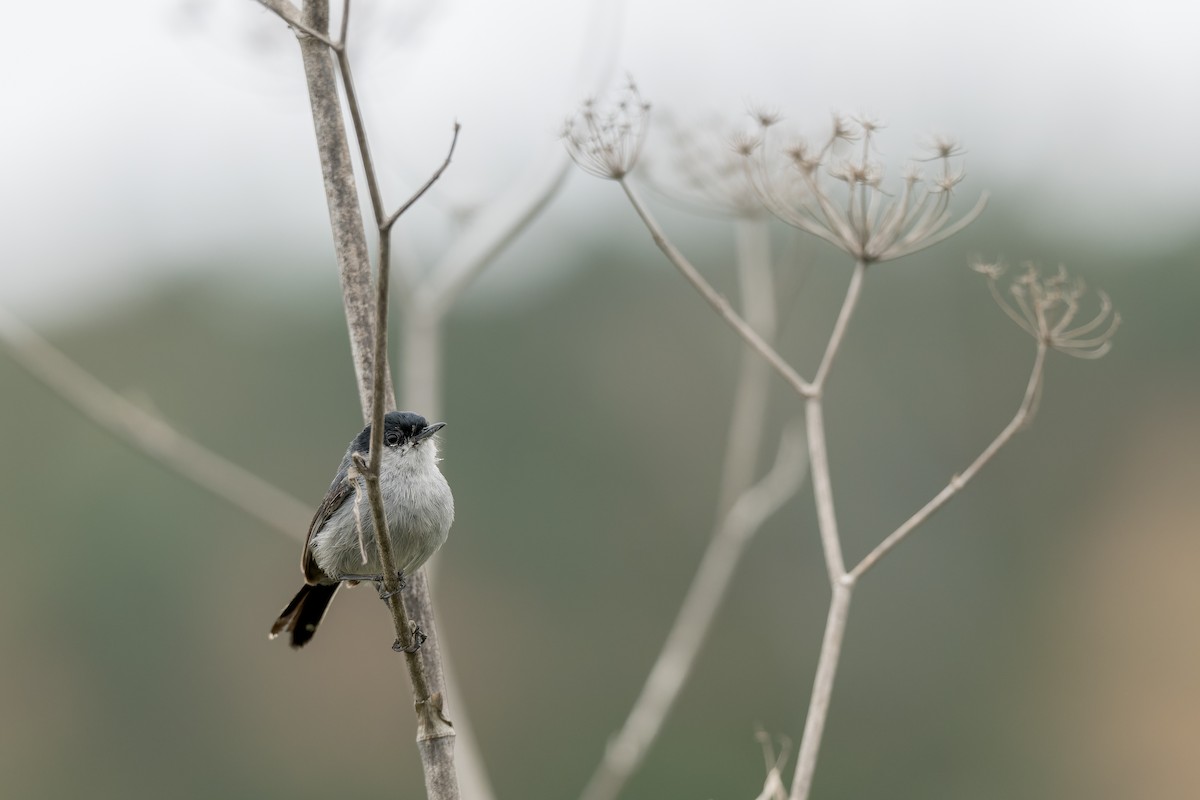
[0,306,310,540]
[580,217,803,800]
[420,152,572,317]
[715,216,778,518]
[619,179,815,399]
[581,423,808,800]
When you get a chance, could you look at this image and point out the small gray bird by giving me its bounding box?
[270,411,455,648]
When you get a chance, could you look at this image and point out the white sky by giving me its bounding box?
[2,0,1198,321]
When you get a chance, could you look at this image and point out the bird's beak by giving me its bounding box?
[415,422,446,442]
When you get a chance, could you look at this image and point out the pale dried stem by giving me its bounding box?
[0,306,311,540]
[849,342,1048,581]
[580,423,809,800]
[804,398,847,583]
[619,178,815,398]
[716,217,778,518]
[420,154,572,317]
[285,1,460,796]
[579,219,801,800]
[291,0,390,414]
[803,261,867,585]
[788,581,853,800]
[789,344,1048,800]
[811,261,865,392]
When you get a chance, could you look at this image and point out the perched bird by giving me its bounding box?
[270,411,454,648]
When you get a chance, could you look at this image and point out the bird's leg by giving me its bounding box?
[337,571,407,597]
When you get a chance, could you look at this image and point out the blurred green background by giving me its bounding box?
[2,200,1198,798]
[4,1,1200,798]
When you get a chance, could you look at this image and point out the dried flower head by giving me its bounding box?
[743,113,987,264]
[639,111,779,217]
[973,260,1120,358]
[562,79,651,180]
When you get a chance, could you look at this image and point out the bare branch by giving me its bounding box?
[420,151,573,317]
[810,260,866,391]
[580,422,809,800]
[618,178,815,399]
[0,306,310,540]
[256,0,340,49]
[716,217,778,518]
[804,398,847,583]
[295,0,387,413]
[849,342,1048,581]
[281,2,458,796]
[788,580,854,800]
[386,123,462,230]
[335,47,386,227]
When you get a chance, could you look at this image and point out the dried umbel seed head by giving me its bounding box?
[562,79,651,180]
[973,260,1121,358]
[742,112,987,264]
[640,111,774,217]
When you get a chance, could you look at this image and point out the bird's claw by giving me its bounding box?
[392,626,427,653]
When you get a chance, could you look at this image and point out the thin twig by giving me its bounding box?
[789,344,1048,800]
[811,261,866,391]
[335,47,386,226]
[580,424,808,800]
[386,123,461,229]
[257,0,338,48]
[0,306,311,540]
[419,151,572,317]
[282,2,460,797]
[849,342,1048,581]
[619,178,815,399]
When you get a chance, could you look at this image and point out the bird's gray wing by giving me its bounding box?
[301,462,358,584]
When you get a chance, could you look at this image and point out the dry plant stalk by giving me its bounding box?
[580,115,810,800]
[261,0,461,795]
[261,3,619,797]
[565,85,1119,800]
[0,306,312,540]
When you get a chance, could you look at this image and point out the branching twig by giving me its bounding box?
[788,343,1049,800]
[265,1,463,796]
[849,342,1048,581]
[0,306,311,540]
[618,179,815,399]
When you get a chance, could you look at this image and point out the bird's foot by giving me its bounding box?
[392,625,427,654]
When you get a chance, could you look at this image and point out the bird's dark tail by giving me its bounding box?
[270,583,339,649]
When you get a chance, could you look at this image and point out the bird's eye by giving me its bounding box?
[385,431,401,447]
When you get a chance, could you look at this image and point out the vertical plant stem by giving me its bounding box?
[400,303,442,422]
[789,581,854,800]
[290,2,457,797]
[579,426,808,800]
[296,0,390,413]
[578,216,802,800]
[716,216,777,517]
[619,179,814,399]
[805,398,846,583]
